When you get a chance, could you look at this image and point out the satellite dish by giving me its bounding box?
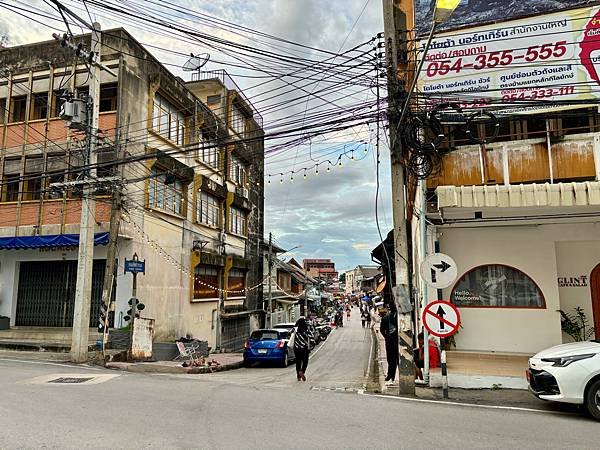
[183,52,210,71]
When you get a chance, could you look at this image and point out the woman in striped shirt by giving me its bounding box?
[293,317,312,381]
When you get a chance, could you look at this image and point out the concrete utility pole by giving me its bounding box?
[267,232,273,327]
[382,0,416,395]
[70,22,102,363]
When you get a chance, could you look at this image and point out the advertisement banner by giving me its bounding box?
[418,6,600,115]
[415,0,595,36]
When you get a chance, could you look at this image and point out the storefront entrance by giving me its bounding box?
[15,260,106,327]
[591,264,600,339]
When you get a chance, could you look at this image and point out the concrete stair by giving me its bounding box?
[0,327,101,352]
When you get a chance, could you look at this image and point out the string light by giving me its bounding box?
[303,169,307,180]
[315,165,319,176]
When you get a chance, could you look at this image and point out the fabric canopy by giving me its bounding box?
[0,232,109,249]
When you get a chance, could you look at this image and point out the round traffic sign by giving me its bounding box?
[420,253,458,289]
[422,300,461,338]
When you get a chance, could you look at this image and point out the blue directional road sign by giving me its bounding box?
[124,259,145,274]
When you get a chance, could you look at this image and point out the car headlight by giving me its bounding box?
[541,353,596,367]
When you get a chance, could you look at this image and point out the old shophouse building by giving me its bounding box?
[0,29,264,351]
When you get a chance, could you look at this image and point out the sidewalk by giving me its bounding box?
[371,323,551,410]
[105,353,244,374]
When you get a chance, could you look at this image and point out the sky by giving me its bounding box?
[0,0,392,273]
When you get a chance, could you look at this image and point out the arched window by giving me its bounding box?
[451,265,545,308]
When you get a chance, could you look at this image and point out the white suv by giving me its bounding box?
[528,340,600,420]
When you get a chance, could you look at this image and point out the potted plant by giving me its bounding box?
[0,316,9,330]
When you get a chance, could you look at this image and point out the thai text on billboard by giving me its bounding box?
[415,0,595,36]
[417,6,600,115]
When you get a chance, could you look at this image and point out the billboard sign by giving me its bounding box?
[415,0,596,35]
[418,6,600,115]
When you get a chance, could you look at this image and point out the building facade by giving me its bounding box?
[0,29,264,351]
[303,258,338,283]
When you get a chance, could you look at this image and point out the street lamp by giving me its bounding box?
[398,0,461,124]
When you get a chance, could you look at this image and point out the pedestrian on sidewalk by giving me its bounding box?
[414,332,440,383]
[361,309,367,328]
[293,317,312,381]
[379,305,398,385]
[366,308,372,329]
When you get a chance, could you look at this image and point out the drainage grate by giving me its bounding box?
[48,377,94,384]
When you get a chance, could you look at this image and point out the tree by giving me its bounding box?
[338,273,346,283]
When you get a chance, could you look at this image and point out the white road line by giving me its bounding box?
[0,358,105,371]
[358,391,578,416]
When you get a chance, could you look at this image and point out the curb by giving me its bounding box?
[105,360,244,374]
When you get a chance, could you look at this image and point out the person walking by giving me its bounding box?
[361,309,367,328]
[366,308,372,329]
[293,317,312,381]
[379,304,398,385]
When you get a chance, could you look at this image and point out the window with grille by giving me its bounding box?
[228,268,246,294]
[148,168,184,215]
[31,93,48,120]
[197,191,220,227]
[194,265,220,299]
[152,93,186,146]
[198,138,221,170]
[229,206,246,236]
[230,104,246,136]
[230,155,247,185]
[11,96,27,122]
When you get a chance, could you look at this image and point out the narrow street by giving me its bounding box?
[1,311,599,449]
[209,307,373,390]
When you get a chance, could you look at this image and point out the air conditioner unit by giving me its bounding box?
[236,186,249,198]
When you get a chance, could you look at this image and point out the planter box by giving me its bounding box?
[0,317,9,330]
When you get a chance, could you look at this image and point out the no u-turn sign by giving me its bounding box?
[423,300,461,338]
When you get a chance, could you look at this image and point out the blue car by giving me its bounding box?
[243,329,295,367]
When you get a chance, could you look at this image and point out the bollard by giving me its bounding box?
[441,349,448,399]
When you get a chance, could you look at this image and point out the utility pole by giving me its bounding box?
[382,0,416,395]
[70,22,101,363]
[100,113,128,355]
[267,232,273,327]
[52,22,117,362]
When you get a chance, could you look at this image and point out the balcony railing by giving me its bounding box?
[192,69,263,128]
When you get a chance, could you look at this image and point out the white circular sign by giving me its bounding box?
[423,300,461,338]
[420,253,458,289]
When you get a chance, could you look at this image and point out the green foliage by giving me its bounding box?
[559,307,594,342]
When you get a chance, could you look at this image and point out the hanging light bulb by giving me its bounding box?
[303,169,307,180]
[315,165,319,176]
[290,173,294,183]
[364,145,368,154]
[338,158,343,167]
[351,150,355,160]
[267,176,271,184]
[326,165,331,173]
[280,173,283,183]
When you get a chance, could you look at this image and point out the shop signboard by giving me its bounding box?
[417,6,600,115]
[415,0,594,35]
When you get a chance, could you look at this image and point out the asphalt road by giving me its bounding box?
[0,310,598,449]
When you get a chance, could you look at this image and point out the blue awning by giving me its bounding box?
[0,232,109,249]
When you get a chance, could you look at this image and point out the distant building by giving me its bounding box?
[344,265,380,294]
[303,258,338,283]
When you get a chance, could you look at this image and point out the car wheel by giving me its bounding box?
[585,379,600,421]
[280,353,288,368]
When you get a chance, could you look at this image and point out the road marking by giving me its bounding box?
[357,391,578,416]
[0,357,105,371]
[23,373,121,385]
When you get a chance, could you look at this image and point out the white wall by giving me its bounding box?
[438,222,600,354]
[555,240,600,343]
